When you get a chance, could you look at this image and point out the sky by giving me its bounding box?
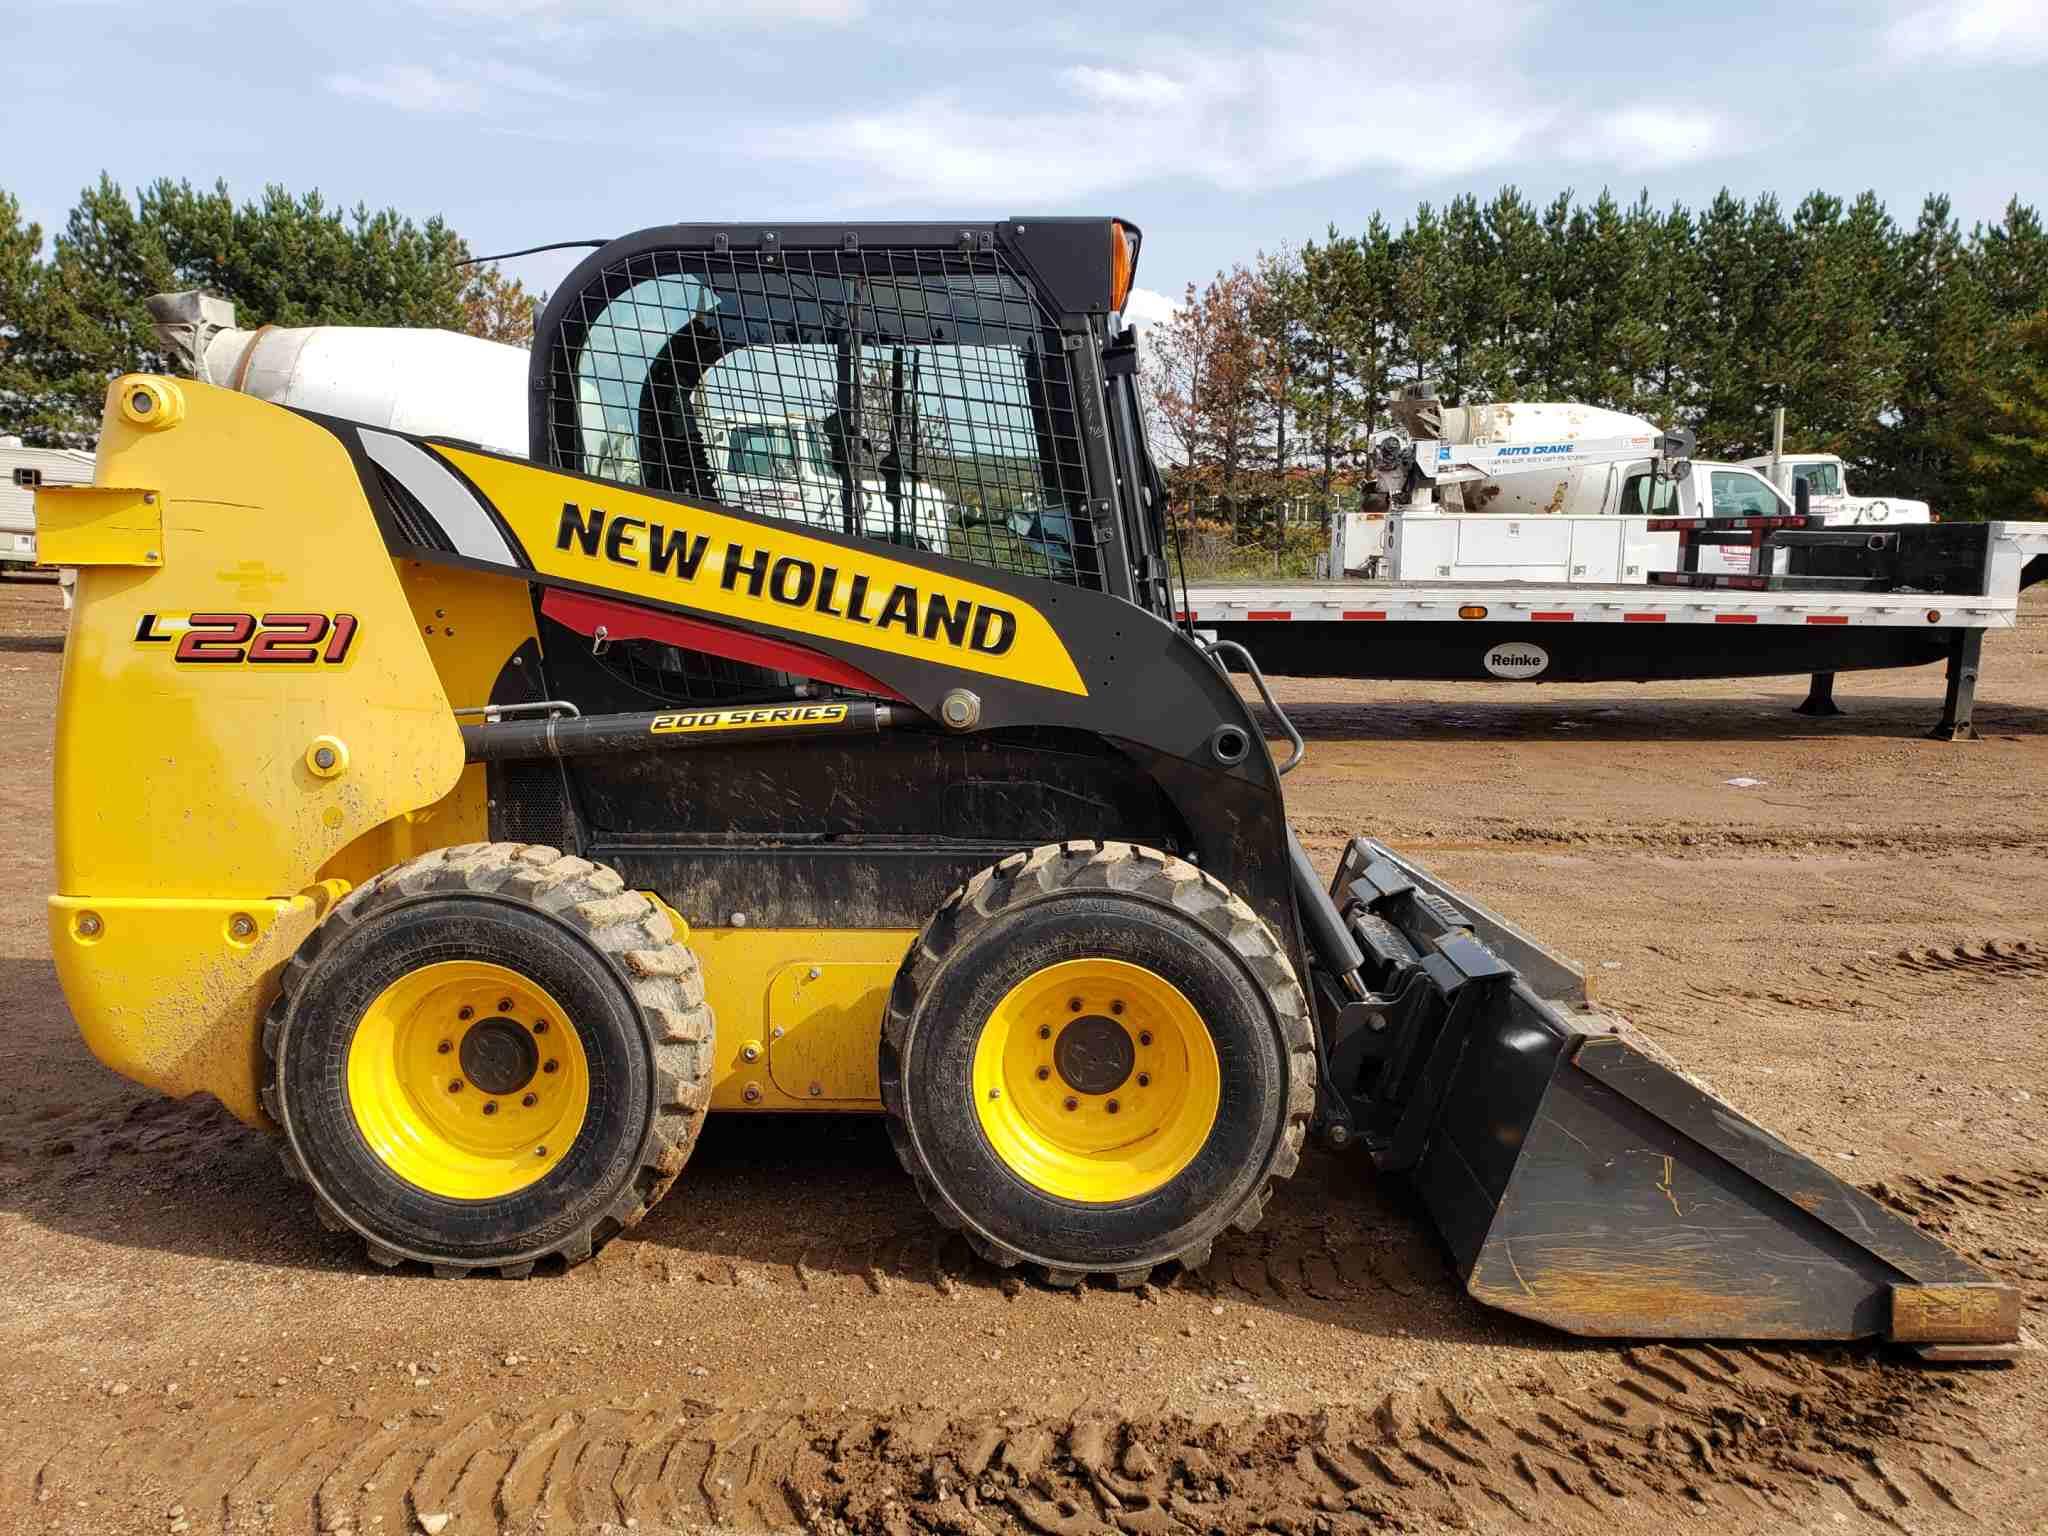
[7,0,2048,327]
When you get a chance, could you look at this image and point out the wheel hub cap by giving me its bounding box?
[460,1018,540,1096]
[1054,1015,1135,1096]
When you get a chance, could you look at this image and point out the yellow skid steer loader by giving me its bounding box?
[39,218,2017,1351]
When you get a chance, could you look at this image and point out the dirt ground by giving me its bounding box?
[0,573,2041,1536]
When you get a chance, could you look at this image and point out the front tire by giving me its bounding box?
[881,841,1314,1287]
[263,843,712,1276]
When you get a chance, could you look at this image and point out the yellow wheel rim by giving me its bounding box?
[346,961,589,1200]
[971,958,1220,1203]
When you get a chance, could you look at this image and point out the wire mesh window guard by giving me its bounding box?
[542,241,1100,591]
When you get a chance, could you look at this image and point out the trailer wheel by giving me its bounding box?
[262,843,711,1276]
[881,841,1314,1287]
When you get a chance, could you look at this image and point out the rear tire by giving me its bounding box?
[263,843,712,1276]
[881,840,1314,1287]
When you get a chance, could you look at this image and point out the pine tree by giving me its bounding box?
[1960,308,2048,514]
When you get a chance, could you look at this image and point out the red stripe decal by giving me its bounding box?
[1530,611,1574,622]
[1622,612,1666,623]
[540,589,908,701]
[1805,614,1850,625]
[1246,610,1290,621]
[1342,610,1387,621]
[1714,613,1759,624]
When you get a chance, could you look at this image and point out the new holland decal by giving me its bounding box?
[430,446,1088,697]
[555,505,1018,656]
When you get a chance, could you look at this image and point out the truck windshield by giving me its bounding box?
[1792,461,1843,497]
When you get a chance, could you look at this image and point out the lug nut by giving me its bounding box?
[533,1020,548,1034]
[437,1040,452,1054]
[458,1006,474,1022]
[1106,1099,1120,1114]
[1038,1025,1051,1040]
[521,1093,537,1107]
[988,1087,1001,1101]
[543,1059,558,1074]
[1037,1066,1051,1081]
[497,997,513,1012]
[1138,1031,1153,1047]
[1137,1072,1150,1087]
[482,1101,498,1116]
[1063,1096,1079,1111]
[448,1080,464,1093]
[1110,1000,1124,1016]
[534,1145,548,1157]
[1068,997,1081,1012]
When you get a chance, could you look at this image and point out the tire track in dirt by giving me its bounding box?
[1641,938,2048,1024]
[1289,815,2048,859]
[13,1344,1999,1534]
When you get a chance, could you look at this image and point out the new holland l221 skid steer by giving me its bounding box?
[39,218,2019,1353]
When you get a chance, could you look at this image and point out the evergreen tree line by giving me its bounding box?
[0,175,539,446]
[1145,188,2048,523]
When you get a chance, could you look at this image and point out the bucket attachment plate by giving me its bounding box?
[1322,838,2020,1349]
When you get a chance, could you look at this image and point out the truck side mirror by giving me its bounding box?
[1794,479,1811,519]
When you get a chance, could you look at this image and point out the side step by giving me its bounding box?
[1317,838,2021,1353]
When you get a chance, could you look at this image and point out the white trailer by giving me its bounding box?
[1187,520,2048,740]
[0,437,95,572]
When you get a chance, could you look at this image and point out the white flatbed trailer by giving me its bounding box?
[1185,520,2048,740]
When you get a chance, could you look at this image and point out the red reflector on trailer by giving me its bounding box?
[1622,612,1666,623]
[1342,610,1387,620]
[1806,614,1849,625]
[1714,613,1759,624]
[1175,611,1195,623]
[1246,610,1290,621]
[1531,611,1574,622]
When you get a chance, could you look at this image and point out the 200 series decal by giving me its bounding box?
[651,703,850,734]
[135,612,360,665]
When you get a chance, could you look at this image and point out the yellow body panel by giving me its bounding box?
[33,485,166,567]
[692,928,916,1110]
[320,561,540,885]
[438,446,1089,697]
[50,894,326,1124]
[50,377,468,1124]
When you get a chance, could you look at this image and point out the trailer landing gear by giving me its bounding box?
[1929,629,1983,742]
[1796,671,1844,717]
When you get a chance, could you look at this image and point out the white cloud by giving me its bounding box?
[1062,66,1190,109]
[1583,107,1740,169]
[757,7,1738,207]
[1883,0,2048,64]
[1120,286,1180,331]
[414,0,865,21]
[327,58,588,115]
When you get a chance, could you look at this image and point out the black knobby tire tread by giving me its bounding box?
[881,839,1315,1289]
[261,841,713,1277]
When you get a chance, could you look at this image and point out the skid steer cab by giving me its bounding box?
[41,220,2017,1353]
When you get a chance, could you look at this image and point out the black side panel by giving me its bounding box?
[571,726,1191,929]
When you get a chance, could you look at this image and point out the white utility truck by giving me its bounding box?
[1743,452,1933,526]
